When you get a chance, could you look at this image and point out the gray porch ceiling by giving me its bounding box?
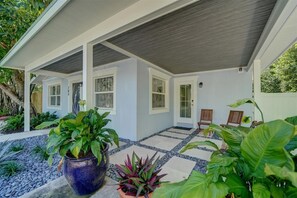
[42,0,277,75]
[42,44,129,74]
[108,0,277,74]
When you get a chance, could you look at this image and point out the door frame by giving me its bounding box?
[174,76,198,128]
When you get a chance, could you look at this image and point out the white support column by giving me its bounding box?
[82,43,93,110]
[253,59,262,121]
[24,70,31,131]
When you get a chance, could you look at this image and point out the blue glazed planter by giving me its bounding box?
[63,144,109,196]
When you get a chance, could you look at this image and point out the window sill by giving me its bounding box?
[47,106,61,110]
[97,108,116,115]
[149,108,169,115]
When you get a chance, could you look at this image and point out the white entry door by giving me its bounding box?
[174,77,197,127]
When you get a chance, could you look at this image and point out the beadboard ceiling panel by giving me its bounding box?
[42,44,129,74]
[108,0,277,74]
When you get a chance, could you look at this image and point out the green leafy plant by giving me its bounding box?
[154,99,297,198]
[116,152,166,197]
[32,145,50,160]
[46,108,119,165]
[0,141,22,177]
[30,111,58,129]
[285,115,297,126]
[2,114,24,132]
[10,144,24,152]
[0,108,9,116]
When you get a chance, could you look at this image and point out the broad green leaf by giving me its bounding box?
[225,174,249,198]
[180,140,219,153]
[178,171,208,198]
[285,115,297,126]
[71,139,83,158]
[207,182,229,198]
[207,155,237,182]
[270,185,285,198]
[265,164,297,187]
[91,141,102,164]
[47,155,53,166]
[241,120,295,177]
[228,98,264,122]
[285,136,297,152]
[35,118,60,130]
[286,186,297,198]
[252,183,270,198]
[153,180,186,198]
[76,111,87,123]
[71,130,80,139]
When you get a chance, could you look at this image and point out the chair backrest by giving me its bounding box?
[226,110,244,126]
[200,109,213,122]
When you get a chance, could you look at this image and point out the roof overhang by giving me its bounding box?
[2,0,296,74]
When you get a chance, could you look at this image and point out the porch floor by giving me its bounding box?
[18,127,222,198]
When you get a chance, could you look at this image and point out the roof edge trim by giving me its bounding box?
[0,0,70,69]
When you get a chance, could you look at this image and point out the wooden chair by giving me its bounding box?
[221,110,244,127]
[198,109,213,130]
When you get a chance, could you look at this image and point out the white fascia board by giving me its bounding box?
[32,69,68,78]
[0,0,70,68]
[26,0,198,72]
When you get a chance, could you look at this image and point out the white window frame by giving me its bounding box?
[93,68,117,115]
[47,82,62,109]
[149,68,171,114]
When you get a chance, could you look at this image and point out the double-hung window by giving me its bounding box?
[152,77,166,108]
[94,76,114,109]
[48,84,61,107]
[149,68,170,114]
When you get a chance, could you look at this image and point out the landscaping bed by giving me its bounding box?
[0,135,62,198]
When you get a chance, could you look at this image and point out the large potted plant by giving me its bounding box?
[46,108,119,195]
[116,152,166,198]
[154,99,297,198]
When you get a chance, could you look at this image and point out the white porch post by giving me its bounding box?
[253,59,261,120]
[24,70,31,131]
[82,43,93,110]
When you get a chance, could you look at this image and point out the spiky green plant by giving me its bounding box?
[0,141,22,177]
[32,145,49,160]
[116,152,166,198]
[10,144,24,152]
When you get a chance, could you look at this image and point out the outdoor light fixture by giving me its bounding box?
[199,82,203,88]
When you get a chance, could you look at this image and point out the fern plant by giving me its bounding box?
[0,141,22,177]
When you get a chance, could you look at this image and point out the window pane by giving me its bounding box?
[152,78,165,93]
[95,77,113,92]
[152,93,165,108]
[95,93,113,108]
[49,86,54,95]
[50,96,56,106]
[56,85,61,95]
[57,96,61,106]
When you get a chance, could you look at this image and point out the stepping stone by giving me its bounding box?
[109,145,165,165]
[167,128,192,134]
[180,148,213,161]
[189,136,223,150]
[160,131,189,139]
[160,156,196,182]
[109,141,126,151]
[140,135,182,151]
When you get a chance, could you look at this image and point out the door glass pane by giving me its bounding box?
[180,84,191,118]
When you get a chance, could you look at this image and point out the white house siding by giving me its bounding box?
[42,78,69,118]
[196,69,253,126]
[136,60,174,140]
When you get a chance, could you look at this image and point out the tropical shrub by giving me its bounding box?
[116,152,166,197]
[30,111,58,129]
[46,108,119,165]
[154,99,297,198]
[0,141,22,177]
[2,114,24,132]
[0,108,9,116]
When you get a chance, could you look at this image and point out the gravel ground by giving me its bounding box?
[0,128,219,198]
[0,135,63,198]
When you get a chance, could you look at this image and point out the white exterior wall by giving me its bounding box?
[136,60,174,140]
[196,69,253,125]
